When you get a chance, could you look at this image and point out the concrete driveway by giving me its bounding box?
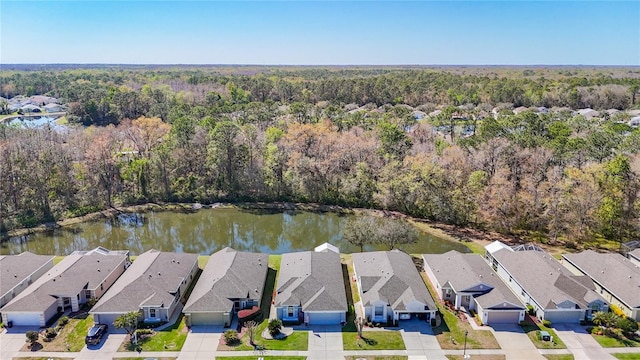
[177,325,222,360]
[0,329,30,360]
[400,318,447,360]
[491,324,545,360]
[75,332,127,360]
[554,324,615,360]
[306,325,344,360]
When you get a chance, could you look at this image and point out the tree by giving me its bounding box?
[244,320,258,345]
[343,216,377,252]
[355,316,365,338]
[376,218,419,250]
[25,330,39,347]
[113,311,140,342]
[592,311,616,328]
[268,319,282,337]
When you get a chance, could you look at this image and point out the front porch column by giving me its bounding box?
[454,294,461,310]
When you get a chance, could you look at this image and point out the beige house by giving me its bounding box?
[0,252,54,310]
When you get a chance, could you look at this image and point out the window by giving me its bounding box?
[287,306,295,318]
[375,306,384,317]
[150,308,156,318]
[445,289,451,298]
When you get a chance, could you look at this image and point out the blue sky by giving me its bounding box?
[1,1,638,65]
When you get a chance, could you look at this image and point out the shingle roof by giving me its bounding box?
[1,248,128,313]
[353,250,435,311]
[275,250,347,312]
[91,250,197,313]
[0,252,54,297]
[630,249,640,262]
[563,251,640,309]
[423,251,524,310]
[183,248,267,313]
[492,249,605,310]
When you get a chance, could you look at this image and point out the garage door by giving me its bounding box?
[6,312,41,327]
[545,311,582,324]
[93,313,121,327]
[190,312,226,326]
[485,311,521,325]
[308,312,342,325]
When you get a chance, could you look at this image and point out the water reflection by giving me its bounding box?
[1,208,470,255]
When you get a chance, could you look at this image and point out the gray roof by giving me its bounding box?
[563,251,640,309]
[492,249,605,310]
[353,250,436,311]
[0,252,54,297]
[91,250,198,313]
[423,251,524,310]
[630,249,640,262]
[1,248,128,313]
[183,248,268,313]
[275,250,347,312]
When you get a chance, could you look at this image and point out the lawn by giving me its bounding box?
[446,356,505,360]
[198,255,210,269]
[342,330,405,350]
[216,357,306,360]
[613,354,640,360]
[119,315,188,352]
[421,275,499,350]
[22,313,94,352]
[543,355,575,360]
[519,320,566,349]
[219,319,309,351]
[110,358,176,360]
[340,254,360,304]
[345,357,407,360]
[592,334,640,348]
[12,358,68,360]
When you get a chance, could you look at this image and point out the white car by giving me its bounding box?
[399,313,411,320]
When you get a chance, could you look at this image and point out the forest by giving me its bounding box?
[1,65,640,247]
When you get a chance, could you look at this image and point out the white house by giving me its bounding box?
[91,250,198,327]
[0,252,54,310]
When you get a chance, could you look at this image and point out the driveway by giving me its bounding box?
[177,325,223,360]
[491,324,545,360]
[0,329,30,360]
[75,332,127,360]
[554,324,615,360]
[400,318,447,360]
[306,325,344,360]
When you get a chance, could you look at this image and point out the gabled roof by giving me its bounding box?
[275,250,347,312]
[485,241,512,255]
[183,248,268,313]
[562,251,640,309]
[353,250,435,311]
[91,250,197,313]
[491,248,606,310]
[629,248,640,263]
[423,251,524,310]
[2,248,128,313]
[0,252,54,297]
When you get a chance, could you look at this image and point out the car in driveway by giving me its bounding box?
[85,324,108,345]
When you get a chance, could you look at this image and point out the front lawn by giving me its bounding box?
[22,313,93,352]
[342,330,405,350]
[218,319,309,351]
[119,315,188,351]
[216,357,306,360]
[446,356,505,360]
[519,319,566,349]
[345,357,407,360]
[543,355,575,360]
[592,334,640,348]
[613,354,640,360]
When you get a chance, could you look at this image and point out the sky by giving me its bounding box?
[1,1,638,65]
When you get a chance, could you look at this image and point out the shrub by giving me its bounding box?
[58,316,69,327]
[224,329,239,345]
[519,321,528,327]
[45,327,57,339]
[135,328,153,336]
[542,320,552,327]
[526,304,535,316]
[268,318,282,336]
[616,316,639,335]
[25,330,39,344]
[610,304,626,317]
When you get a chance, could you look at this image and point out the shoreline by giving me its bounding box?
[1,201,575,255]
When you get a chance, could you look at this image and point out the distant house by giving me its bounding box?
[43,103,64,113]
[0,252,54,309]
[628,116,640,129]
[183,248,267,327]
[423,251,525,325]
[513,106,530,114]
[21,104,41,113]
[352,250,437,324]
[485,242,608,323]
[562,251,640,321]
[91,250,198,326]
[576,108,600,120]
[27,95,59,106]
[1,247,129,327]
[630,249,640,267]
[275,243,347,325]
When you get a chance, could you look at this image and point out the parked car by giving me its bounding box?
[85,324,108,345]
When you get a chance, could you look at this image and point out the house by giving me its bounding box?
[274,243,347,325]
[485,242,608,323]
[628,116,640,129]
[423,251,525,325]
[1,247,129,327]
[43,103,64,113]
[630,249,640,267]
[183,248,267,327]
[561,251,640,321]
[513,106,530,114]
[21,104,41,113]
[91,250,198,326]
[352,250,437,324]
[0,252,54,309]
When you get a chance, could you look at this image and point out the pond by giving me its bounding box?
[0,208,471,256]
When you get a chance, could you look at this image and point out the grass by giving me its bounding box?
[420,274,500,350]
[53,256,65,265]
[269,254,282,272]
[220,319,309,351]
[216,357,306,360]
[197,255,210,269]
[342,331,405,350]
[345,357,408,360]
[446,356,506,360]
[543,355,575,360]
[12,358,68,360]
[341,254,360,304]
[111,358,176,360]
[592,334,640,347]
[55,116,68,125]
[519,320,566,349]
[613,354,640,360]
[23,313,94,352]
[119,315,188,352]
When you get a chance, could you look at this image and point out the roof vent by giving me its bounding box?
[550,272,553,275]
[149,274,152,278]
[158,272,161,276]
[601,270,605,274]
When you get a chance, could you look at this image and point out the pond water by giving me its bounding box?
[0,208,471,256]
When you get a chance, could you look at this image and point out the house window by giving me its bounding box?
[445,289,451,298]
[375,306,384,317]
[101,284,104,291]
[463,295,471,303]
[287,306,295,318]
[150,308,156,318]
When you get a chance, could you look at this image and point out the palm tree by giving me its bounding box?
[592,311,616,328]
